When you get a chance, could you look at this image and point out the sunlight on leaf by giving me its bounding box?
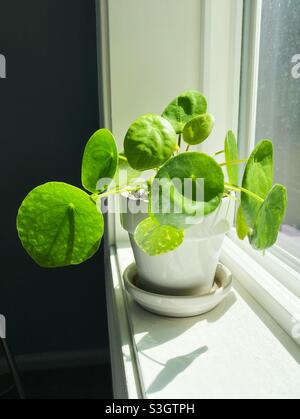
[17,182,104,268]
[134,217,184,256]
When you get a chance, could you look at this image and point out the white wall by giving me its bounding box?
[108,0,203,148]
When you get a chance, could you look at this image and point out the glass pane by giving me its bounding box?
[255,0,300,259]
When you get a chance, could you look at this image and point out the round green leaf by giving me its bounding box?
[124,115,177,171]
[250,184,287,250]
[225,131,239,185]
[241,140,274,228]
[162,91,207,134]
[82,129,118,193]
[183,113,215,145]
[236,205,250,240]
[151,152,224,229]
[134,217,184,256]
[17,182,104,268]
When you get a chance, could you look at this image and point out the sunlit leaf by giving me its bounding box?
[225,131,239,185]
[124,115,177,171]
[236,205,250,240]
[134,217,184,256]
[17,182,104,268]
[81,129,118,193]
[151,152,224,229]
[183,114,215,146]
[250,184,287,250]
[162,91,207,134]
[241,140,273,228]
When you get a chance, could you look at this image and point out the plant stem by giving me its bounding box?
[118,154,128,162]
[213,150,224,157]
[223,192,239,202]
[220,159,248,167]
[224,183,264,203]
[178,134,182,149]
[186,145,190,152]
[90,194,99,204]
[98,185,142,200]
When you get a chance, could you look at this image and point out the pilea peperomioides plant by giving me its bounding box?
[17,90,287,267]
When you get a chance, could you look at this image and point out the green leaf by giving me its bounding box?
[250,184,287,250]
[183,114,215,146]
[17,182,104,268]
[225,131,239,185]
[124,115,177,171]
[241,140,273,228]
[134,217,184,256]
[151,152,224,229]
[162,90,207,134]
[82,129,118,193]
[236,205,250,240]
[114,153,141,189]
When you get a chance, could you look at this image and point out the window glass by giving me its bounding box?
[255,0,300,259]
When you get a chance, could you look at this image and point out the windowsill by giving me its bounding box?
[107,241,300,399]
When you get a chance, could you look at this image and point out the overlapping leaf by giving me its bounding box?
[183,114,215,145]
[241,140,274,228]
[151,152,224,229]
[250,184,287,250]
[162,91,207,134]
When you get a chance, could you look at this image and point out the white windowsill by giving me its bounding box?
[107,241,300,399]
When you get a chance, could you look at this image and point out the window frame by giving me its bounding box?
[238,0,300,274]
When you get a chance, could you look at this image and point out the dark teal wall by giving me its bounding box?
[0,0,108,355]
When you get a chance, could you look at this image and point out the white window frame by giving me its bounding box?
[228,0,300,343]
[97,0,300,347]
[237,0,300,275]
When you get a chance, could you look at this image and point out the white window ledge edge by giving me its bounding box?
[221,236,300,347]
[107,247,143,399]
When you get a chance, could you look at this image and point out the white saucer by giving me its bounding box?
[123,263,233,318]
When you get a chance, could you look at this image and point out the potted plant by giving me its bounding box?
[17,90,287,302]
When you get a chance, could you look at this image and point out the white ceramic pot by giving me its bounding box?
[120,193,234,296]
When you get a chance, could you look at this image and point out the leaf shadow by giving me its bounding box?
[133,292,237,352]
[146,346,208,395]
